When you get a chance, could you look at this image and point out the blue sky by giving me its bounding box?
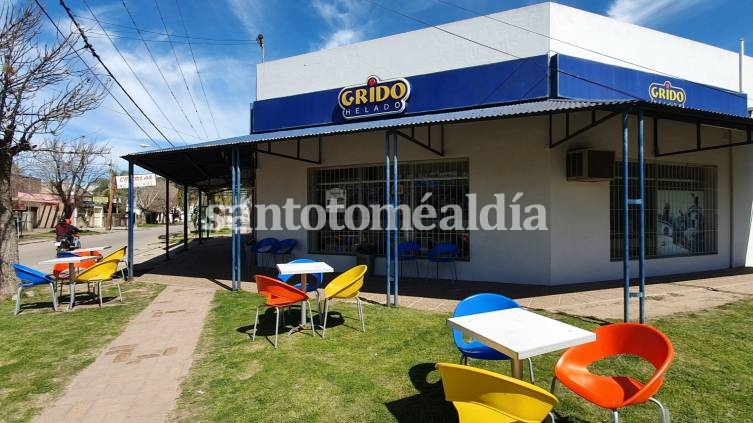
[27,0,753,170]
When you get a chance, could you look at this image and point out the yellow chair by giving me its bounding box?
[320,265,367,338]
[436,363,558,423]
[73,258,123,308]
[100,246,127,280]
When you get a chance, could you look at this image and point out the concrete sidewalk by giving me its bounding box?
[34,285,214,423]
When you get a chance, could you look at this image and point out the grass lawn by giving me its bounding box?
[172,291,753,422]
[0,282,164,423]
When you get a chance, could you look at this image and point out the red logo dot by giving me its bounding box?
[367,77,377,87]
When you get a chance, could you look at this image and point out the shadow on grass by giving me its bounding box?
[385,362,457,423]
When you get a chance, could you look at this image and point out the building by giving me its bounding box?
[125,2,753,290]
[11,174,63,230]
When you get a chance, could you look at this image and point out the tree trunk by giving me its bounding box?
[62,202,74,219]
[0,150,19,298]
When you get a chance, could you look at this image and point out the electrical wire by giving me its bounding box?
[120,0,202,140]
[175,0,221,138]
[34,0,163,148]
[81,0,189,145]
[154,0,208,139]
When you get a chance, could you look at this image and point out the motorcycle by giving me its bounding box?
[55,232,81,254]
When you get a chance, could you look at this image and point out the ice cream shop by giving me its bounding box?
[124,2,753,294]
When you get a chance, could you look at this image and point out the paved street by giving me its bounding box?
[19,226,176,267]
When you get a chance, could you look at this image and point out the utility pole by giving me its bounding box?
[106,161,115,230]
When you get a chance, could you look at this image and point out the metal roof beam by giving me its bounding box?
[394,126,444,156]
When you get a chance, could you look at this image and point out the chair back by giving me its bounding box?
[273,239,297,255]
[13,264,53,286]
[428,243,459,261]
[252,237,279,253]
[57,251,78,258]
[436,363,558,423]
[75,259,120,282]
[452,294,520,348]
[397,241,420,257]
[52,263,69,279]
[556,323,674,405]
[101,246,127,262]
[323,265,367,300]
[75,251,100,269]
[277,258,323,286]
[254,275,308,303]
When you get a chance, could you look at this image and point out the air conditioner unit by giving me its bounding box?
[566,149,615,181]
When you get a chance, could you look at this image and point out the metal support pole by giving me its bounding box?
[165,179,170,261]
[231,148,241,290]
[393,131,399,307]
[231,153,236,290]
[385,132,392,307]
[234,148,242,289]
[127,162,135,281]
[622,111,630,323]
[198,191,203,243]
[638,110,646,323]
[183,185,188,250]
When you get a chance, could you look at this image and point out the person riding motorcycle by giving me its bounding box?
[55,218,80,248]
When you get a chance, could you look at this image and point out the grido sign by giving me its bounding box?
[338,75,410,119]
[649,81,686,107]
[116,174,157,189]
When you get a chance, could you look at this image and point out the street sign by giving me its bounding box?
[116,174,157,189]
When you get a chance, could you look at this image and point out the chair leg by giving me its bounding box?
[14,286,23,315]
[460,354,468,365]
[549,377,557,394]
[274,307,281,349]
[98,281,103,307]
[611,410,619,423]
[307,300,315,337]
[322,299,330,338]
[649,397,670,423]
[49,282,58,311]
[252,306,261,341]
[357,297,365,332]
[116,280,123,303]
[548,411,557,423]
[527,357,535,384]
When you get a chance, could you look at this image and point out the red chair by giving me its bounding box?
[252,275,314,349]
[551,323,674,423]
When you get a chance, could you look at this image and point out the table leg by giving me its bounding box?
[511,358,524,379]
[67,263,75,310]
[299,274,308,326]
[289,273,311,336]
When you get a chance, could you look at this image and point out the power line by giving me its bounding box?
[435,0,748,104]
[81,0,189,145]
[59,0,176,147]
[154,0,208,139]
[175,0,221,138]
[365,0,521,60]
[120,0,202,140]
[85,32,257,46]
[71,12,259,43]
[34,0,162,148]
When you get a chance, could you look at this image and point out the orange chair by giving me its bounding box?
[252,275,314,349]
[551,323,674,423]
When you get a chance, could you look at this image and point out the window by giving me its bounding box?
[308,159,470,259]
[610,162,717,260]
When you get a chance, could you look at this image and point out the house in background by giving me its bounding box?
[11,173,62,230]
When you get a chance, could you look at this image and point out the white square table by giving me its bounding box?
[276,261,334,334]
[39,255,99,310]
[447,307,596,379]
[69,246,111,254]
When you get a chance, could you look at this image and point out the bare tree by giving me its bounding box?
[26,137,111,218]
[0,2,106,297]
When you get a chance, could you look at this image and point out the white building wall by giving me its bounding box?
[256,117,553,283]
[256,3,551,100]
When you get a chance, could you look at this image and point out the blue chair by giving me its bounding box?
[251,237,279,267]
[397,241,421,278]
[278,258,323,313]
[13,263,58,315]
[271,238,297,264]
[428,243,459,282]
[452,293,535,382]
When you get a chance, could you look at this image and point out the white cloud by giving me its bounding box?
[311,0,368,50]
[607,0,703,25]
[323,29,361,49]
[226,0,264,38]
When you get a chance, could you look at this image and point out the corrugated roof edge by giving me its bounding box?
[122,98,751,159]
